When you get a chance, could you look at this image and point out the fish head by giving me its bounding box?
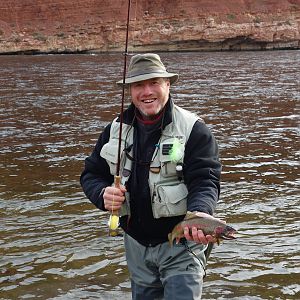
[215,225,237,240]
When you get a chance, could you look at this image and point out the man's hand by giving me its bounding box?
[103,185,126,212]
[183,226,217,245]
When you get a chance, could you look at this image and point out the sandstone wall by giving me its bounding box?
[0,0,299,54]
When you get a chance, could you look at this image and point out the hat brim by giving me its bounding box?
[117,72,179,86]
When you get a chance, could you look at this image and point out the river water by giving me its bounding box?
[0,51,299,300]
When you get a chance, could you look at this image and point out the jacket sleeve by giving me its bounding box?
[184,120,221,215]
[80,123,114,210]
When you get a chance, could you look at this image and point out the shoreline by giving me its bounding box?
[0,41,299,55]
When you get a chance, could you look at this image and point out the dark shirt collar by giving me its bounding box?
[135,108,164,125]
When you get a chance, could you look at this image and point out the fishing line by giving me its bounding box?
[182,239,207,278]
[112,191,115,211]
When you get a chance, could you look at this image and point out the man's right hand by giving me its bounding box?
[103,185,126,212]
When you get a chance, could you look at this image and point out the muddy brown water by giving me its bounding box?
[0,51,299,299]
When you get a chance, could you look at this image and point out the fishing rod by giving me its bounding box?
[108,0,132,236]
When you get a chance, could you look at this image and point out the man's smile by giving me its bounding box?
[142,98,156,104]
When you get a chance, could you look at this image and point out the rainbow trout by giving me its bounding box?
[168,211,236,246]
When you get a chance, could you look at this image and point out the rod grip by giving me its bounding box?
[114,175,121,189]
[112,175,120,215]
[108,175,121,236]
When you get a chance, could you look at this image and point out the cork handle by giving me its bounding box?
[108,175,121,236]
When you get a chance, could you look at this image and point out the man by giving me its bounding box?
[80,53,221,299]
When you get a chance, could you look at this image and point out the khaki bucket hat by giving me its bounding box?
[117,53,179,85]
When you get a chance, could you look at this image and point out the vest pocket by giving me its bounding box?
[152,182,187,218]
[161,161,177,177]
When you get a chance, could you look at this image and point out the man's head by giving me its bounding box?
[117,53,179,120]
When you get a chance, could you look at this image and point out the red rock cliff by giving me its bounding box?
[0,0,299,53]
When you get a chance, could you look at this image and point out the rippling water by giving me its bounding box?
[0,51,299,299]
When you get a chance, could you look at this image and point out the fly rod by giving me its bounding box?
[108,0,132,236]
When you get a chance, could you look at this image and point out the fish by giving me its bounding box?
[168,211,237,246]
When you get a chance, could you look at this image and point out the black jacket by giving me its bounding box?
[80,97,221,246]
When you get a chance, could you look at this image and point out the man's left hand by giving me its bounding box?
[183,226,217,244]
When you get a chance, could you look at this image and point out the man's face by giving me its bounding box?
[130,77,170,120]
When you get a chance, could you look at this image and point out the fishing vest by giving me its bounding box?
[100,105,200,219]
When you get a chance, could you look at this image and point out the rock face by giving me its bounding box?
[0,0,299,54]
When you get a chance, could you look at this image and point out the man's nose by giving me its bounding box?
[142,84,153,95]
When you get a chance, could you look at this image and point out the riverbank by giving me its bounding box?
[0,40,299,55]
[1,26,299,55]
